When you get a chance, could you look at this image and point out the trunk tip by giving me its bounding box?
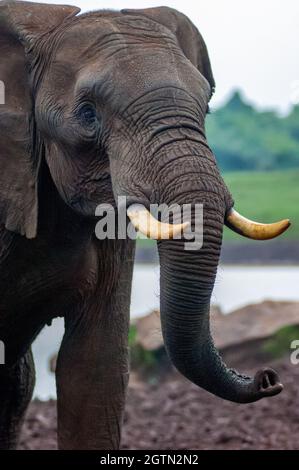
[254,367,283,399]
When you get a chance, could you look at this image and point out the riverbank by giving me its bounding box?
[136,240,299,265]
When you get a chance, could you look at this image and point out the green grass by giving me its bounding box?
[136,170,299,246]
[262,325,299,359]
[223,170,299,240]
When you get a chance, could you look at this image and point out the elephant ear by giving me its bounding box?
[122,7,215,94]
[0,1,80,238]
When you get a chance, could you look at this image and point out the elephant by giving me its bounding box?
[0,1,290,450]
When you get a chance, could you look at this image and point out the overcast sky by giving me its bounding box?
[35,0,299,113]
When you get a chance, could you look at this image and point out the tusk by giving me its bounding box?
[127,204,189,240]
[225,208,291,240]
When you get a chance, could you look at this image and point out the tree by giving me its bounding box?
[206,91,299,172]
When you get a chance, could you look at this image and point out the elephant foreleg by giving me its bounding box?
[56,300,130,450]
[0,348,35,449]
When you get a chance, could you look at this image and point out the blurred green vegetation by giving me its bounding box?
[262,325,299,359]
[222,170,299,240]
[207,91,299,172]
[129,324,158,369]
[129,324,169,380]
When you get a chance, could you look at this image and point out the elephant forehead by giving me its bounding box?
[53,14,180,64]
[39,14,210,111]
[50,19,201,88]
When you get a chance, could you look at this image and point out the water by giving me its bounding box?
[32,264,299,399]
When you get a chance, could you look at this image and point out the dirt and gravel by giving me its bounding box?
[19,355,299,450]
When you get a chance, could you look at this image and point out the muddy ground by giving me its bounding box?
[19,355,299,450]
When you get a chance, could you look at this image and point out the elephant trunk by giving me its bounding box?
[123,111,286,403]
[157,199,283,404]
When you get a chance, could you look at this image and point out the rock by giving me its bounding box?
[133,302,299,352]
[211,300,299,349]
[134,310,163,351]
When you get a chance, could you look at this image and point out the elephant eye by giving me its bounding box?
[77,104,98,127]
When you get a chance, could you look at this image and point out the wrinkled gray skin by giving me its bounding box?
[0,2,282,450]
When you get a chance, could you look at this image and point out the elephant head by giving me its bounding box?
[0,2,290,403]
